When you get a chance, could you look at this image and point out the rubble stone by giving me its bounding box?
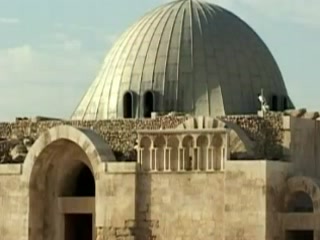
[0,113,285,163]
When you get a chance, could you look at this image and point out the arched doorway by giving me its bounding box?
[28,139,96,240]
[24,126,115,240]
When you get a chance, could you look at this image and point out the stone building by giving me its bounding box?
[0,0,317,240]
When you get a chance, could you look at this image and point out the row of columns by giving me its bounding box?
[136,145,227,172]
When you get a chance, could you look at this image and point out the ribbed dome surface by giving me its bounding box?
[71,0,292,120]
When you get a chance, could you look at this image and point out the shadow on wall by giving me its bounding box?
[133,134,160,239]
[265,162,287,240]
[134,172,153,240]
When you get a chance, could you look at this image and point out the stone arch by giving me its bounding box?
[287,191,313,212]
[21,125,115,240]
[154,135,166,147]
[177,116,256,159]
[22,125,115,184]
[140,136,152,148]
[182,135,194,147]
[197,135,209,147]
[211,134,223,148]
[284,176,320,213]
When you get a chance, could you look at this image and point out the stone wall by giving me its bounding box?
[96,171,136,240]
[0,164,28,240]
[147,173,225,240]
[224,160,291,240]
[99,160,293,240]
[265,161,293,240]
[290,117,320,178]
[0,160,294,240]
[0,113,285,163]
[224,161,267,240]
[100,171,225,240]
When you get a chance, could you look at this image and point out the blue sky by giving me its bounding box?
[0,0,319,121]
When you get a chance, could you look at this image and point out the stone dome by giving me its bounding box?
[71,0,293,120]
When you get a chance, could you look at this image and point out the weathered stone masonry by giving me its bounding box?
[0,113,284,163]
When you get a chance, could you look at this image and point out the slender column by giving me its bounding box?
[178,148,181,171]
[179,148,186,171]
[153,148,157,171]
[206,147,210,171]
[136,147,141,165]
[214,148,219,171]
[137,148,142,171]
[221,147,226,171]
[206,147,209,171]
[209,147,214,171]
[149,148,153,171]
[163,147,166,171]
[140,149,144,170]
[197,147,201,171]
[224,134,230,160]
[167,148,171,171]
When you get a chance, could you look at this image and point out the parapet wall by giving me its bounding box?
[0,113,285,163]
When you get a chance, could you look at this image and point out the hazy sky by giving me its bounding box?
[0,0,319,121]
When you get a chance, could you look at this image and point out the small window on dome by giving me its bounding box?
[123,91,134,118]
[271,95,278,111]
[143,91,154,118]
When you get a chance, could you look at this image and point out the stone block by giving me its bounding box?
[107,162,137,173]
[282,116,291,130]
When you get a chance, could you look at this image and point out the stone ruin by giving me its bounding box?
[1,109,317,164]
[0,110,296,163]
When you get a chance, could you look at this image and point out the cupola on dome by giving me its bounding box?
[71,0,293,120]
